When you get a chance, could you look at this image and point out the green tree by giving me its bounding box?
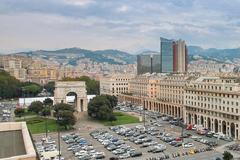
[44,81,55,95]
[53,103,76,129]
[223,151,233,160]
[57,110,76,129]
[42,106,51,116]
[21,82,43,97]
[28,101,43,114]
[0,70,21,99]
[43,98,53,106]
[88,95,114,120]
[109,114,117,125]
[105,95,118,108]
[53,103,75,113]
[14,108,25,117]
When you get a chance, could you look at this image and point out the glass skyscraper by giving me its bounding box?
[160,37,173,73]
[160,37,188,73]
[137,54,161,75]
[137,55,152,75]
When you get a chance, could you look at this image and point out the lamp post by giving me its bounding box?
[21,87,26,121]
[56,111,61,160]
[43,88,48,139]
[181,109,184,144]
[44,106,48,138]
[143,101,146,127]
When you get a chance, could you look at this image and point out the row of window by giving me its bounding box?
[113,83,128,86]
[185,91,239,98]
[186,101,239,114]
[188,84,233,91]
[115,78,130,81]
[186,106,239,121]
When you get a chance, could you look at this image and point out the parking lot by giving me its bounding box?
[32,106,226,160]
[0,101,15,122]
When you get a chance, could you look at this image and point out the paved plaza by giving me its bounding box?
[32,112,228,160]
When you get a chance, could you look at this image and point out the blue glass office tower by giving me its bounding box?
[160,37,174,73]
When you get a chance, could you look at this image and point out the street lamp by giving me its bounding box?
[43,88,48,138]
[21,87,26,121]
[56,110,61,160]
[143,101,146,127]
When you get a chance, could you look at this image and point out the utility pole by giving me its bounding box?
[181,109,184,144]
[44,88,48,138]
[57,112,61,160]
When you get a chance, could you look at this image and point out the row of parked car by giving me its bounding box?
[61,133,105,160]
[226,143,240,151]
[35,136,64,160]
[0,102,13,122]
[90,129,142,159]
[110,125,168,153]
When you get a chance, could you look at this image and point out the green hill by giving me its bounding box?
[14,48,136,65]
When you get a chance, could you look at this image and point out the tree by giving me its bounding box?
[43,98,53,106]
[28,101,43,114]
[53,103,76,129]
[88,95,114,120]
[57,110,76,129]
[42,106,51,116]
[21,82,43,97]
[105,95,118,108]
[44,81,55,95]
[109,114,117,125]
[53,103,75,113]
[14,108,25,117]
[223,151,233,160]
[0,70,22,99]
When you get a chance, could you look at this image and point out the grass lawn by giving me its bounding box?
[16,117,65,134]
[100,112,140,126]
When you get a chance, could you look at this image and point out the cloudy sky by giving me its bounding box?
[0,0,240,53]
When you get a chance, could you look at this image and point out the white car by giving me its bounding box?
[183,143,194,148]
[213,132,225,139]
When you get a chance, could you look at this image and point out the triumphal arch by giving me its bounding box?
[54,81,88,112]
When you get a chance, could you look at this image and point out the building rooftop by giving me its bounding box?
[0,130,26,159]
[0,122,36,160]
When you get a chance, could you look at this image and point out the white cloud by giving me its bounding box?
[117,5,129,12]
[63,0,95,6]
[0,0,240,53]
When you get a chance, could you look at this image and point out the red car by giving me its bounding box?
[186,124,193,130]
[175,137,182,141]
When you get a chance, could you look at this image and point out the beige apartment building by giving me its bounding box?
[0,57,28,81]
[100,74,135,96]
[184,76,240,139]
[119,74,191,118]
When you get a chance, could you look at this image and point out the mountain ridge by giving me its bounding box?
[12,48,136,65]
[4,45,240,65]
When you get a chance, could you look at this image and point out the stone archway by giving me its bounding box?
[54,81,88,112]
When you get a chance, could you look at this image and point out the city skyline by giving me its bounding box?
[1,0,240,53]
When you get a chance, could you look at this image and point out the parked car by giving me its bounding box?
[130,151,142,157]
[183,143,194,148]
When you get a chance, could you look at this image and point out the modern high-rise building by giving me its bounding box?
[160,37,188,73]
[137,54,160,75]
